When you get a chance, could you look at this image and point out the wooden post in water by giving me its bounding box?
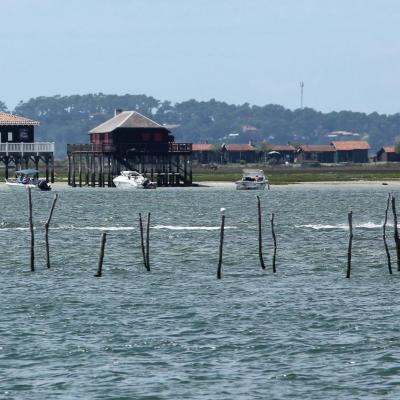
[256,196,266,270]
[271,212,277,273]
[346,210,353,278]
[94,232,107,277]
[27,187,35,272]
[391,196,400,271]
[146,212,151,270]
[217,208,226,279]
[139,213,149,271]
[45,194,58,269]
[383,193,392,274]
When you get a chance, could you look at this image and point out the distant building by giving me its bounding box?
[296,144,335,163]
[271,145,296,163]
[376,146,400,162]
[192,143,218,164]
[0,112,55,181]
[221,143,257,163]
[67,110,192,187]
[331,141,370,163]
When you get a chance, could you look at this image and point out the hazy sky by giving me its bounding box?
[1,0,399,114]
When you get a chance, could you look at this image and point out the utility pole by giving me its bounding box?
[300,81,304,109]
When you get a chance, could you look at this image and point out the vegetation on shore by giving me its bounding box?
[192,164,400,184]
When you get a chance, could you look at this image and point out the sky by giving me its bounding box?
[1,0,400,114]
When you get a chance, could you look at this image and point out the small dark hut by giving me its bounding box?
[0,112,54,181]
[67,110,192,187]
[331,141,370,163]
[296,144,335,164]
[376,146,400,162]
[221,143,257,163]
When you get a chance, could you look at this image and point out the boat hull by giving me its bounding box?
[235,181,268,190]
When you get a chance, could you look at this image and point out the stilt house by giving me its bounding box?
[67,110,192,187]
[0,112,55,181]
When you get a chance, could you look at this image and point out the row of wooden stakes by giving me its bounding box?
[23,188,399,279]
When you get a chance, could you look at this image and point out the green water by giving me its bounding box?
[1,185,400,399]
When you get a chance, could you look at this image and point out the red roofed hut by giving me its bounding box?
[192,143,218,164]
[331,141,370,163]
[221,143,257,163]
[296,144,335,164]
[271,145,296,163]
[376,146,400,162]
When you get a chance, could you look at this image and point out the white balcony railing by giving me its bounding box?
[0,142,55,155]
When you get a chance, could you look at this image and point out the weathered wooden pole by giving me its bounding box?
[217,208,226,279]
[383,193,392,274]
[146,212,151,270]
[27,187,35,272]
[271,212,277,273]
[139,213,149,271]
[45,194,58,269]
[391,196,400,271]
[346,210,353,278]
[94,232,107,277]
[256,196,266,270]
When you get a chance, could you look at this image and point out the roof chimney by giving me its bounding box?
[114,108,123,117]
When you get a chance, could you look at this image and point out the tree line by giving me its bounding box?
[1,94,399,158]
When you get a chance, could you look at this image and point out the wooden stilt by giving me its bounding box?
[27,187,35,272]
[217,208,226,279]
[45,194,58,268]
[383,193,392,274]
[346,210,353,278]
[256,196,266,270]
[94,232,107,277]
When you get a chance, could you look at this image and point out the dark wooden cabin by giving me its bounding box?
[296,144,335,164]
[0,112,55,181]
[221,143,257,163]
[331,141,370,163]
[376,146,400,162]
[67,110,192,187]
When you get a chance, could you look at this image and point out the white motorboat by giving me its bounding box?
[5,169,51,191]
[235,169,269,190]
[113,171,156,189]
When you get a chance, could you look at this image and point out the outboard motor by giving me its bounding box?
[38,179,51,191]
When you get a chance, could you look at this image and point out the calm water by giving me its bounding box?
[1,184,400,399]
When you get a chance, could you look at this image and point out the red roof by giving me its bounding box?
[382,146,395,153]
[271,145,295,152]
[0,112,40,126]
[299,144,335,152]
[331,141,370,151]
[223,144,256,152]
[192,144,214,151]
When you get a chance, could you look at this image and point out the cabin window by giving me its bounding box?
[19,128,29,141]
[142,132,150,141]
[154,132,163,142]
[103,133,109,145]
[8,132,13,141]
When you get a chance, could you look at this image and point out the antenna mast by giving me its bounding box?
[300,81,304,109]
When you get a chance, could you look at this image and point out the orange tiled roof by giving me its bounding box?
[271,145,295,152]
[224,144,256,151]
[382,146,395,153]
[192,144,214,151]
[331,141,370,150]
[0,112,40,126]
[299,144,335,152]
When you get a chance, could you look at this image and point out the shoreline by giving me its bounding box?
[2,180,400,189]
[195,180,400,188]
